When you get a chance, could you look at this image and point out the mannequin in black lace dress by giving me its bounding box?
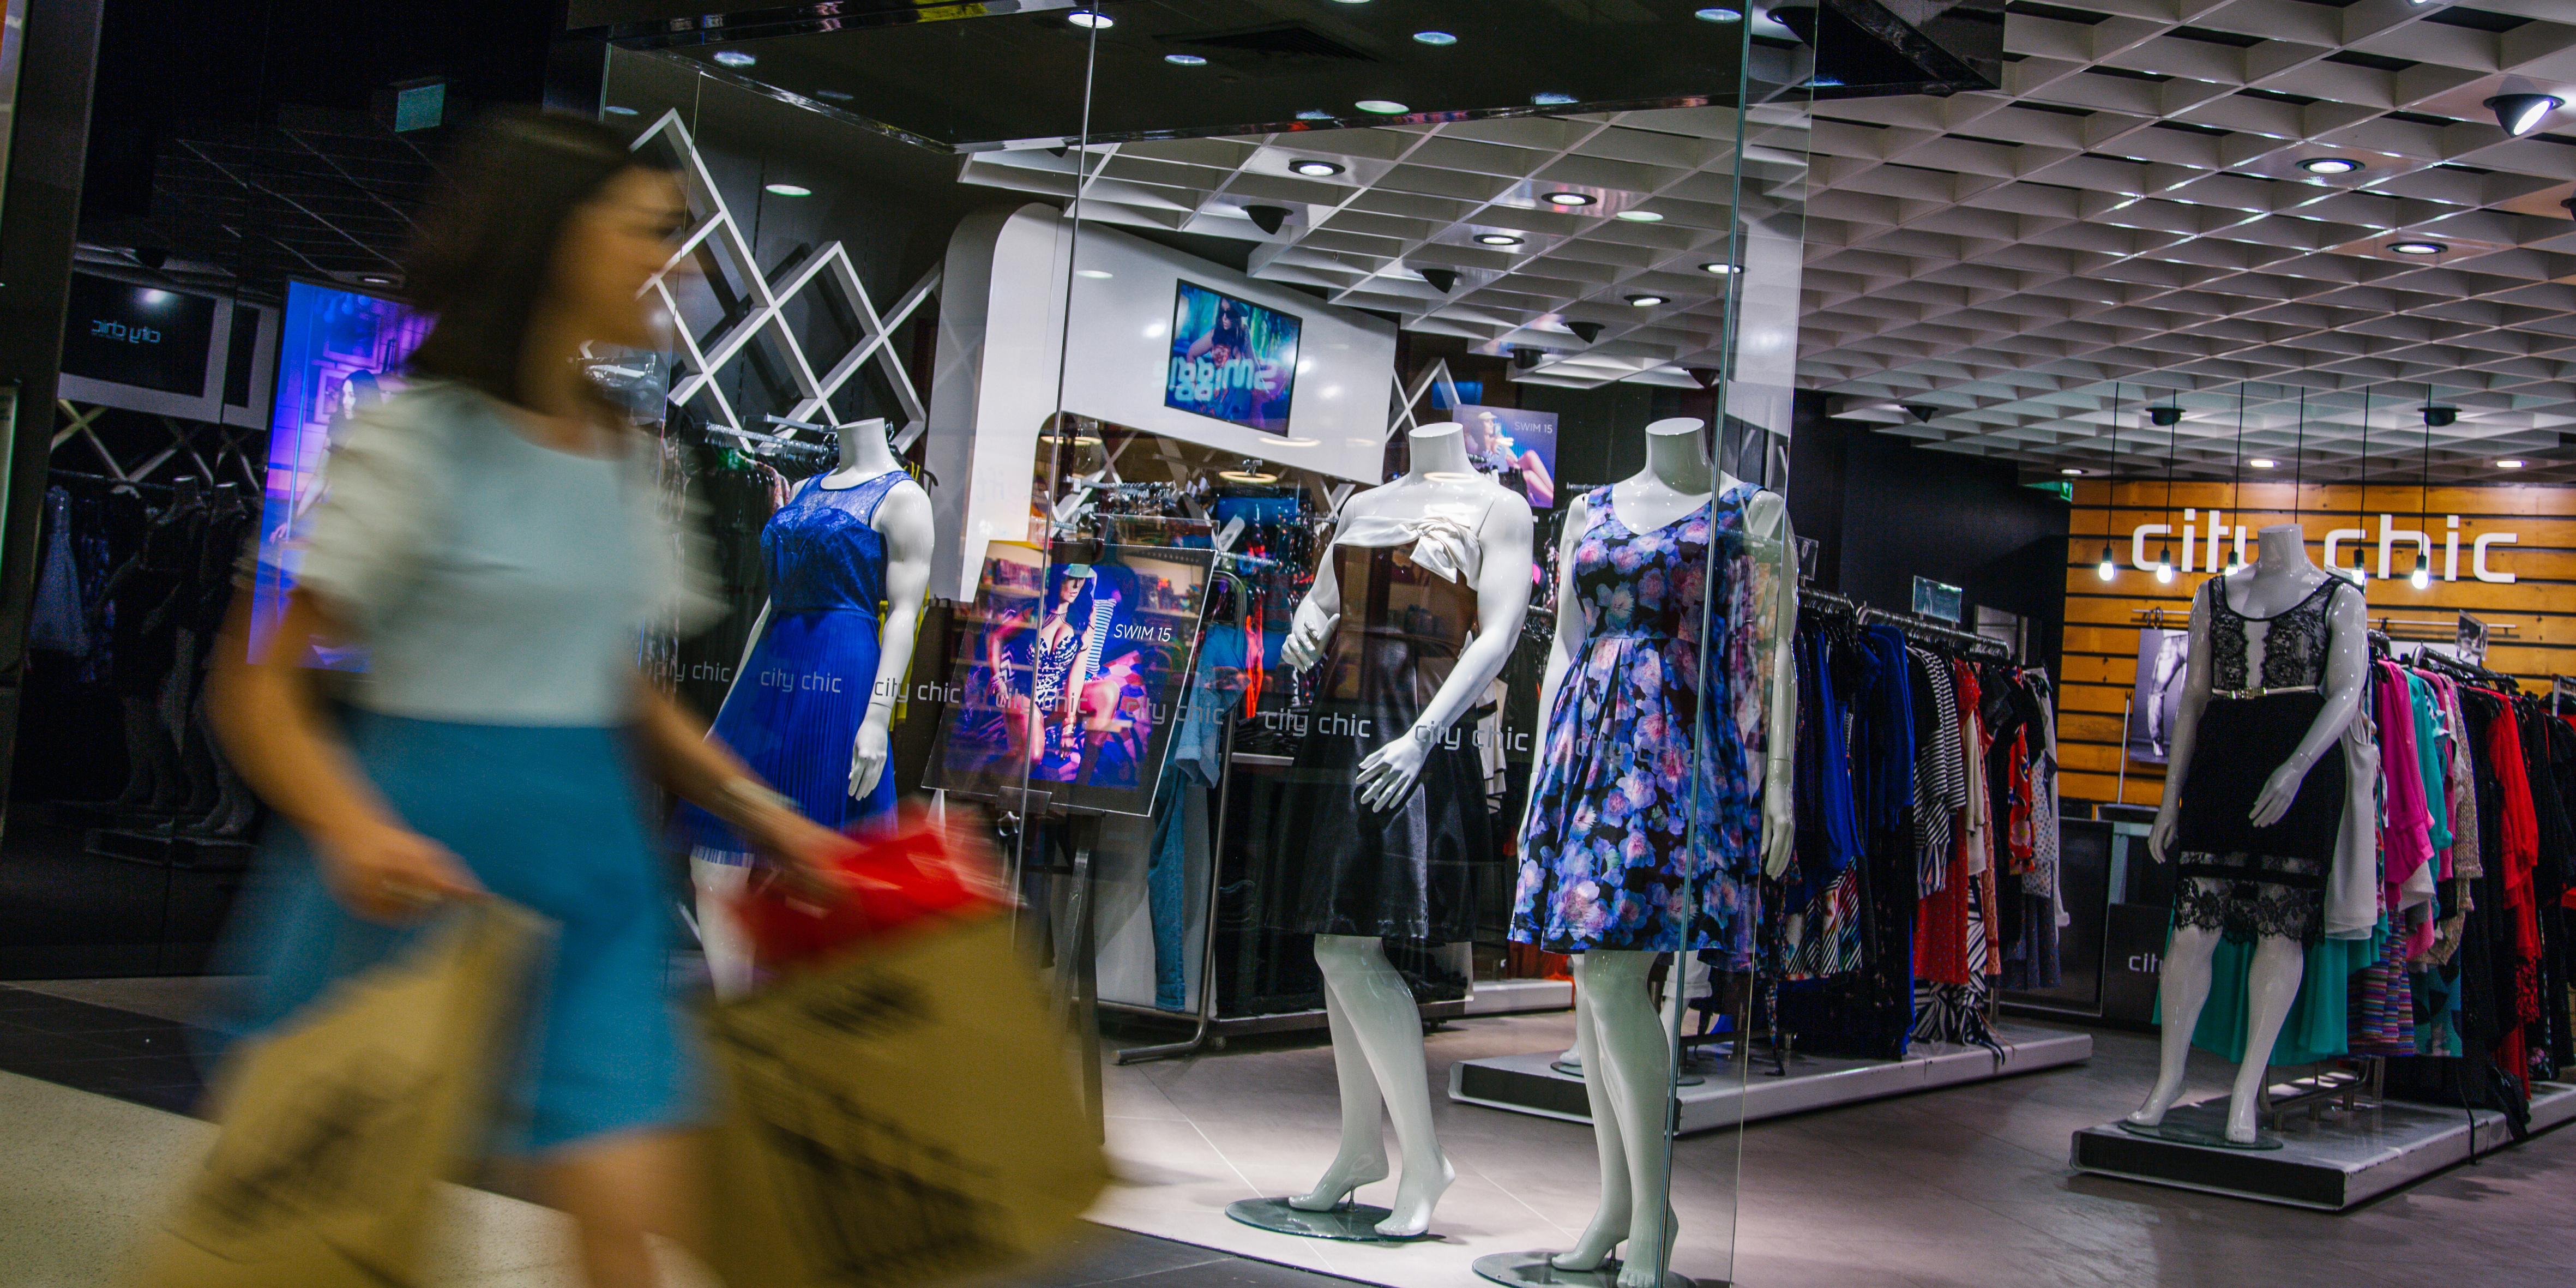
[2130,523,2369,1145]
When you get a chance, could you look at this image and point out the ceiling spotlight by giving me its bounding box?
[1243,204,1293,235]
[712,49,756,68]
[1695,7,1744,20]
[1066,9,1113,28]
[1615,210,1665,222]
[2148,406,2184,426]
[2097,545,2117,581]
[1699,261,1739,274]
[1165,53,1207,65]
[2248,457,2277,468]
[2421,405,2458,428]
[2485,93,2563,136]
[2411,549,2432,590]
[1355,100,1410,115]
[1567,321,1605,344]
[1418,267,1460,293]
[1626,293,1668,306]
[2060,467,2086,476]
[2297,157,2363,175]
[1290,159,1345,177]
[1413,31,1458,45]
[1474,233,1525,246]
[603,105,639,117]
[1543,191,1596,207]
[1533,93,1579,106]
[2388,240,2448,255]
[763,183,811,196]
[2497,459,2526,468]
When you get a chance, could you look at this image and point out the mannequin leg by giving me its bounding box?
[690,856,755,1000]
[2224,934,2307,1144]
[1551,959,1631,1272]
[2128,922,2221,1126]
[1287,975,1391,1211]
[1572,952,1680,1288]
[1301,935,1452,1237]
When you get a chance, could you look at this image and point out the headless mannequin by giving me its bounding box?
[2133,523,2367,1143]
[1531,418,1797,1288]
[1278,423,1534,1237]
[692,418,935,995]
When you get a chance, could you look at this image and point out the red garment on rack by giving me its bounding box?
[1914,660,1979,986]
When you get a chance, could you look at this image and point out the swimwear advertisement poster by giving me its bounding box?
[932,542,1214,816]
[1164,281,1301,435]
[1454,404,1559,508]
[247,280,434,661]
[2127,628,2188,765]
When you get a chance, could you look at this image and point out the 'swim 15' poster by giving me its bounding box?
[1453,404,1558,508]
[932,543,1214,816]
[1164,281,1301,435]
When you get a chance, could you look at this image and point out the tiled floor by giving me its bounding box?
[1,982,2571,1288]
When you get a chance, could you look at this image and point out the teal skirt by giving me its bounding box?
[219,710,698,1153]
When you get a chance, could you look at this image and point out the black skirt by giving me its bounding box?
[2171,690,2346,863]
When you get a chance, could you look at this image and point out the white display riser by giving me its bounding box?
[1447,1026,2093,1134]
[1461,978,1573,1016]
[2070,1080,2576,1209]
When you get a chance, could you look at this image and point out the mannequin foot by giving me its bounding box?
[1287,1147,1388,1212]
[2126,1082,2183,1128]
[1371,1154,1453,1237]
[1611,1209,1677,1288]
[2224,1096,2260,1146]
[1551,1205,1629,1273]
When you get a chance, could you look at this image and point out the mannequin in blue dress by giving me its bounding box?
[673,417,932,992]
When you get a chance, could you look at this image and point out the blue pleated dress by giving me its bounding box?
[670,469,906,862]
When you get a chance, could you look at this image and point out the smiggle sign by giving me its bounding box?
[2127,509,2520,583]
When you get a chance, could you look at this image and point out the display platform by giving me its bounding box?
[1447,1026,2094,1134]
[2070,1080,2576,1209]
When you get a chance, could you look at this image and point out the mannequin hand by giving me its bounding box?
[2248,758,2311,828]
[2147,811,2176,864]
[315,816,485,923]
[1281,607,1338,672]
[849,723,889,799]
[1761,787,1795,874]
[1355,729,1432,812]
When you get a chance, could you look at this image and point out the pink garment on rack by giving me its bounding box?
[2375,660,2434,922]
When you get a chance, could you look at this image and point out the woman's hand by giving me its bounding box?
[313,817,484,923]
[749,803,855,902]
[1356,727,1433,812]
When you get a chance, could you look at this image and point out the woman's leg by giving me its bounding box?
[537,1128,708,1288]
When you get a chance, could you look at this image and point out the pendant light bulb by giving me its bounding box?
[2411,549,2430,590]
[2097,544,2117,581]
[2350,558,2368,586]
[2155,546,2175,584]
[2226,546,2242,572]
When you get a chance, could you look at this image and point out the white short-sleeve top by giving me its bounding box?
[294,382,713,725]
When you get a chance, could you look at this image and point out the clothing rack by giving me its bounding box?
[2405,645,2520,693]
[1804,589,2011,659]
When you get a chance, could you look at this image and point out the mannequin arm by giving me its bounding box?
[1355,495,1536,811]
[2248,585,2368,826]
[1280,520,1345,672]
[852,482,934,798]
[1747,492,1800,878]
[2147,585,2218,863]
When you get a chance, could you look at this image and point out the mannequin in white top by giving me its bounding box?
[1277,422,1534,1237]
[2133,523,2368,1144]
[691,417,935,996]
[1530,417,1797,1288]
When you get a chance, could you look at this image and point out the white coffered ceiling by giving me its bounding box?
[953,1,2576,481]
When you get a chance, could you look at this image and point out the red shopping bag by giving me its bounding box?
[732,808,1007,969]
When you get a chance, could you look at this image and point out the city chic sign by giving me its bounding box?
[2127,509,2520,583]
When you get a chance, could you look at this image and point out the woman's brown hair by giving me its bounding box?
[401,111,677,407]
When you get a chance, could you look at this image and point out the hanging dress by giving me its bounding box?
[1269,504,1500,943]
[1509,483,1777,964]
[672,469,908,862]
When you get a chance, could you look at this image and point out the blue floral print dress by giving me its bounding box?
[1509,483,1775,965]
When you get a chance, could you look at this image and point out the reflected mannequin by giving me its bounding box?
[1525,418,1796,1288]
[1278,422,1534,1237]
[2134,523,2367,1144]
[689,417,934,995]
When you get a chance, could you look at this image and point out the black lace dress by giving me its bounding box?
[2169,574,2355,946]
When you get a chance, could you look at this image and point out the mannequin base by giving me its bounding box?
[1550,1058,1707,1088]
[1224,1197,1434,1242]
[1471,1250,1704,1288]
[2116,1116,2285,1151]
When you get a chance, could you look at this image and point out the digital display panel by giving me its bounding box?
[61,273,219,395]
[1163,281,1300,435]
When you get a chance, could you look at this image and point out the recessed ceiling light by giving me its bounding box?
[1075,269,1113,279]
[1615,210,1665,222]
[1699,261,1738,274]
[2485,93,2562,136]
[602,106,639,117]
[1296,110,1335,121]
[355,273,398,286]
[2388,240,2448,255]
[2496,459,2526,469]
[1413,31,1458,45]
[1355,100,1410,115]
[1543,191,1596,207]
[1067,9,1113,28]
[2297,157,2362,175]
[1695,7,1744,20]
[712,50,756,68]
[1626,293,1667,306]
[2248,457,2277,468]
[2060,467,2086,476]
[1533,93,1579,106]
[1290,159,1345,177]
[764,183,811,196]
[1475,233,1525,246]
[1165,53,1207,65]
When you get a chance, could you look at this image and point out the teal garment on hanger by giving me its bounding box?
[2405,671,2453,853]
[2164,917,2387,1064]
